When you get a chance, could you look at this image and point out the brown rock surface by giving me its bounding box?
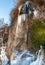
[7,0,45,56]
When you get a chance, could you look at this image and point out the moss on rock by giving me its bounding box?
[31,19,45,51]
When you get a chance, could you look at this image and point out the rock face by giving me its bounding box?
[7,1,35,56]
[7,0,45,56]
[13,14,28,49]
[0,25,9,47]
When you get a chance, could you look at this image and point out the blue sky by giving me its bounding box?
[0,0,17,25]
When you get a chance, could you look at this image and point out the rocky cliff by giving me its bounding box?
[7,0,45,56]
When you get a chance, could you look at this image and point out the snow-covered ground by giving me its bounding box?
[0,46,45,65]
[10,48,45,65]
